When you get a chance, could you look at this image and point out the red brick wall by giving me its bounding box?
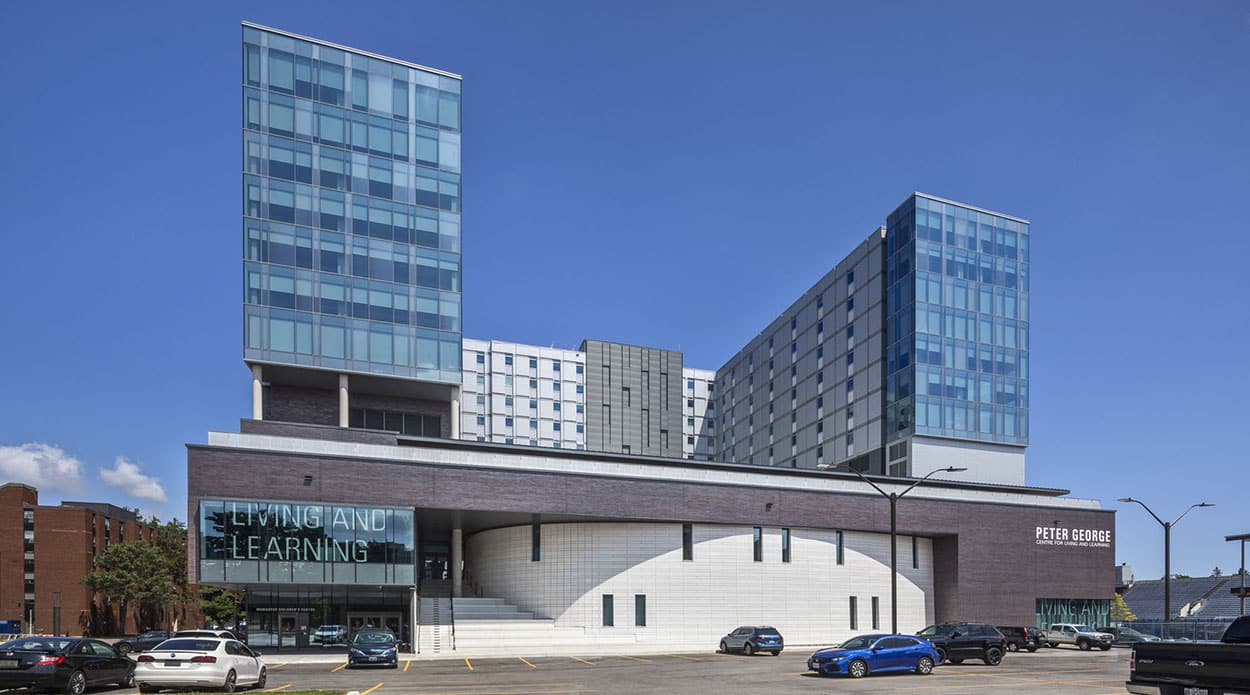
[0,485,37,624]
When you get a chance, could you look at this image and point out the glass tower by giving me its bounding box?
[242,23,462,383]
[884,194,1030,448]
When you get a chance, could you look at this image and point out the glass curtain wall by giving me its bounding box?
[242,25,462,382]
[885,194,1030,447]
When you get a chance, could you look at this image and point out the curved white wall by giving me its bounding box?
[466,522,933,649]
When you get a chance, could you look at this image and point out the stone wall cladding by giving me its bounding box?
[187,444,1114,625]
[264,385,338,426]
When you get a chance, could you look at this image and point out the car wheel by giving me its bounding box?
[64,670,87,695]
[255,668,267,689]
[744,642,754,656]
[1027,646,1039,653]
[719,641,728,653]
[139,685,159,694]
[117,642,133,655]
[770,650,780,656]
[848,659,868,678]
[1006,642,1019,652]
[223,669,237,693]
[915,656,934,675]
[1099,645,1111,651]
[117,672,136,688]
[983,646,1004,666]
[1077,639,1091,651]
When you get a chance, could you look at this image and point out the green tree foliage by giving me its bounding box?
[1110,593,1137,622]
[199,587,245,627]
[82,541,175,634]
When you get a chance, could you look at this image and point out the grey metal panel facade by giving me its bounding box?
[581,339,683,458]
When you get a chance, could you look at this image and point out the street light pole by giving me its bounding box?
[1118,498,1214,623]
[843,465,967,634]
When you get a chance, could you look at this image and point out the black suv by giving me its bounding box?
[916,622,1007,665]
[996,625,1042,652]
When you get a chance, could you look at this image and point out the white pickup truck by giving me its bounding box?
[1041,623,1114,650]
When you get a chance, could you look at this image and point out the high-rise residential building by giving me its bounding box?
[241,22,463,433]
[460,338,587,449]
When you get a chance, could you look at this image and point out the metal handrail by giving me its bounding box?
[449,590,456,650]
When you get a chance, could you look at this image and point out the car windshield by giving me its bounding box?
[153,639,220,652]
[353,632,394,645]
[0,638,74,652]
[917,625,954,637]
[838,636,879,650]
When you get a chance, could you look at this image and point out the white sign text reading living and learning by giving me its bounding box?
[222,502,394,563]
[1036,526,1112,548]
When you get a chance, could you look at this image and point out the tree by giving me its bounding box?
[199,587,244,628]
[1110,593,1137,622]
[149,517,195,630]
[1213,566,1223,577]
[82,541,175,634]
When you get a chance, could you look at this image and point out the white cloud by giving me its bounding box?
[100,457,168,503]
[0,443,87,493]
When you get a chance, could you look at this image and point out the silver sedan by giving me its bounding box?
[134,637,266,693]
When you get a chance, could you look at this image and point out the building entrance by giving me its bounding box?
[421,544,450,581]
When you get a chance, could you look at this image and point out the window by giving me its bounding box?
[912,536,919,569]
[553,381,561,392]
[682,523,693,561]
[781,528,791,563]
[687,378,695,390]
[552,360,561,371]
[529,378,537,389]
[871,596,880,630]
[529,357,538,369]
[818,321,823,333]
[576,384,584,394]
[687,436,694,445]
[602,594,614,627]
[847,271,854,286]
[576,423,584,433]
[846,432,855,446]
[835,530,844,565]
[816,396,823,409]
[505,355,513,366]
[554,402,561,412]
[847,325,854,338]
[553,422,561,431]
[849,596,858,630]
[687,398,695,408]
[753,527,763,562]
[476,395,485,405]
[505,395,513,406]
[635,595,647,627]
[847,377,855,393]
[847,296,854,311]
[475,352,484,364]
[529,398,537,409]
[531,523,540,562]
[505,417,513,427]
[475,415,485,426]
[576,364,584,374]
[847,351,855,366]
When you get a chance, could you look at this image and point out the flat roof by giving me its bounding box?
[241,20,461,80]
[913,192,1031,224]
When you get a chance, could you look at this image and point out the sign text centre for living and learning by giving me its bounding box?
[219,501,394,563]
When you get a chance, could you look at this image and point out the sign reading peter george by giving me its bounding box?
[1036,525,1112,548]
[200,499,414,563]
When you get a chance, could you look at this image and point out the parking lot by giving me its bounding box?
[14,645,1129,695]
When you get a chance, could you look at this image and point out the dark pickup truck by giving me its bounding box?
[1127,615,1250,695]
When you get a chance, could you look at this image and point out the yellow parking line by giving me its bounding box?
[464,658,474,671]
[266,663,286,669]
[403,659,411,672]
[330,662,348,672]
[618,655,650,662]
[519,657,536,668]
[571,656,596,666]
[262,685,291,692]
[360,683,384,695]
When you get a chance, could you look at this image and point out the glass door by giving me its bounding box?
[278,614,298,647]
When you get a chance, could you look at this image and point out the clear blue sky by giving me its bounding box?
[1,0,1247,581]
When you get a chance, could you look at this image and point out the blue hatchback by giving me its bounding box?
[808,634,939,678]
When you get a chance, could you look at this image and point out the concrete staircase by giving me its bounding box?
[449,597,641,656]
[416,597,453,654]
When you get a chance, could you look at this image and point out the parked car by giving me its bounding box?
[347,629,399,669]
[0,636,135,695]
[916,622,1007,665]
[1096,625,1160,645]
[1127,614,1250,695]
[313,624,348,645]
[113,630,176,655]
[807,633,939,678]
[175,629,241,641]
[996,625,1042,652]
[719,626,784,656]
[134,637,266,693]
[1041,623,1113,650]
